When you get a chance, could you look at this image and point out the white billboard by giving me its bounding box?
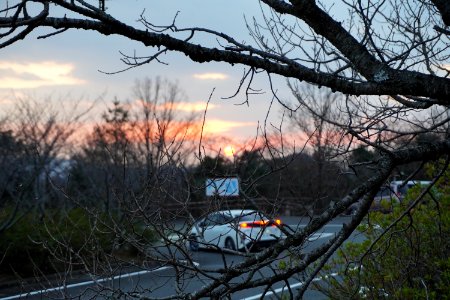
[206,177,239,197]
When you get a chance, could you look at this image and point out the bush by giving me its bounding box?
[0,208,157,277]
[0,211,53,276]
[317,164,450,299]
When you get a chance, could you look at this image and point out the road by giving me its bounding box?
[1,216,357,299]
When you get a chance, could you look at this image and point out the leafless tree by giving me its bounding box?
[132,77,198,175]
[0,96,90,235]
[287,85,351,212]
[0,0,449,298]
[0,119,28,234]
[71,78,198,213]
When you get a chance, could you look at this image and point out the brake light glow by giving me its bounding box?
[240,222,249,228]
[239,219,282,228]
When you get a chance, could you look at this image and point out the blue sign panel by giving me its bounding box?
[206,178,239,197]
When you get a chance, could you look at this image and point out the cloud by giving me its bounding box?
[164,101,218,112]
[193,72,229,80]
[0,93,16,106]
[173,101,218,112]
[0,61,85,89]
[130,100,218,113]
[441,64,450,71]
[203,119,255,134]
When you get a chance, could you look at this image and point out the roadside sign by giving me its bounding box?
[206,178,239,197]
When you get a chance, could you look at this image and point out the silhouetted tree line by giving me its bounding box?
[0,97,437,225]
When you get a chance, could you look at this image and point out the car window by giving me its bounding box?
[222,213,234,224]
[202,214,218,226]
[202,213,232,226]
[215,213,232,225]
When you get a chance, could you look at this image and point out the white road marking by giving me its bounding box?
[288,224,343,228]
[0,265,179,300]
[241,272,339,300]
[308,232,334,241]
[242,282,304,300]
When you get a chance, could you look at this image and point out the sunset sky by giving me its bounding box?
[0,1,299,154]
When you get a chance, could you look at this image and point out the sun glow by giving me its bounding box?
[223,145,235,157]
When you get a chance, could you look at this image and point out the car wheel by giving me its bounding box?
[189,235,199,251]
[224,237,236,250]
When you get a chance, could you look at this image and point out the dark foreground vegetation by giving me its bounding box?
[317,163,450,299]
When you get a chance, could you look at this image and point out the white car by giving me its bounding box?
[389,180,431,199]
[188,209,284,252]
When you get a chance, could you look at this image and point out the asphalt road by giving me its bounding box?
[1,216,357,299]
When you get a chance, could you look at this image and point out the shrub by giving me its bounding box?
[0,208,157,277]
[317,164,450,299]
[0,211,53,276]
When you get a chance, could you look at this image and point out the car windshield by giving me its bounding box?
[199,212,233,227]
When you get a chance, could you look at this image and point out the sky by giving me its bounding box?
[0,1,321,157]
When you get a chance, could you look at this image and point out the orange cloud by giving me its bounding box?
[170,101,218,112]
[154,101,218,112]
[193,73,229,80]
[46,117,295,162]
[202,119,256,134]
[0,61,85,89]
[74,118,256,146]
[129,100,218,113]
[127,119,255,142]
[0,95,15,106]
